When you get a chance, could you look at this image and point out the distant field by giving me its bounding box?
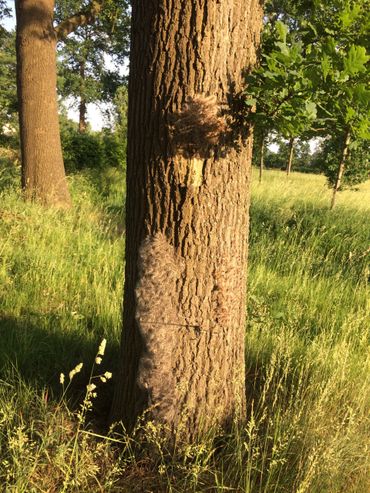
[0,167,369,492]
[253,168,370,210]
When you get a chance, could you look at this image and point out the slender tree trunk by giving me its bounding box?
[331,130,351,210]
[110,0,263,439]
[259,132,265,183]
[15,0,71,207]
[78,61,87,133]
[78,99,87,133]
[286,136,295,176]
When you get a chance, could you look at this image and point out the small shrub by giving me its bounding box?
[62,131,105,172]
[60,116,126,173]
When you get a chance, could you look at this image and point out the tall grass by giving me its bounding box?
[0,167,368,492]
[0,168,125,385]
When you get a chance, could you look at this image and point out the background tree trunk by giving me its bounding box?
[111,0,263,439]
[78,61,87,133]
[331,130,351,209]
[15,0,70,207]
[286,136,295,176]
[78,98,87,133]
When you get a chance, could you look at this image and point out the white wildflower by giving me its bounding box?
[95,356,102,365]
[86,383,97,392]
[59,373,65,385]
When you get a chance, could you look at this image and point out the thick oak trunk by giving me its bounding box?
[331,130,351,210]
[15,0,70,206]
[111,0,263,438]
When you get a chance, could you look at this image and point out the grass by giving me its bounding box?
[245,171,369,493]
[0,166,369,492]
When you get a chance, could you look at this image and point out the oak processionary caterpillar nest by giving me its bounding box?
[135,233,185,423]
[169,95,227,158]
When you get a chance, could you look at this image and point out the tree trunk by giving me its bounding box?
[15,0,70,207]
[78,99,87,133]
[259,132,265,183]
[111,0,263,439]
[78,61,87,133]
[286,136,295,176]
[330,130,351,210]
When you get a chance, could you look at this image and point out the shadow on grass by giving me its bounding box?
[0,313,120,421]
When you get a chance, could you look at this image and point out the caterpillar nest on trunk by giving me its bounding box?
[169,95,227,158]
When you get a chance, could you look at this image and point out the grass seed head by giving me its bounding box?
[69,363,83,381]
[98,339,107,356]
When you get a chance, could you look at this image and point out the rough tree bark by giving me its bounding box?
[111,0,263,439]
[15,0,104,206]
[331,130,351,210]
[286,136,295,176]
[15,0,71,206]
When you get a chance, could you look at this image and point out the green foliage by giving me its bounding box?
[245,8,318,141]
[264,0,316,24]
[0,28,17,131]
[305,1,370,188]
[62,126,104,171]
[0,153,19,191]
[0,20,19,193]
[59,114,126,172]
[249,0,369,190]
[104,84,128,158]
[307,3,369,137]
[56,0,130,120]
[257,135,318,173]
[101,129,126,169]
[314,137,369,188]
[0,0,10,21]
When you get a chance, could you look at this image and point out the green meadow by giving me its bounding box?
[0,167,369,492]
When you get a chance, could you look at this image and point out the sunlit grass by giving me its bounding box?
[0,167,369,492]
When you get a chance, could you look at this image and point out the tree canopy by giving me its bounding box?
[55,0,130,132]
[246,0,369,193]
